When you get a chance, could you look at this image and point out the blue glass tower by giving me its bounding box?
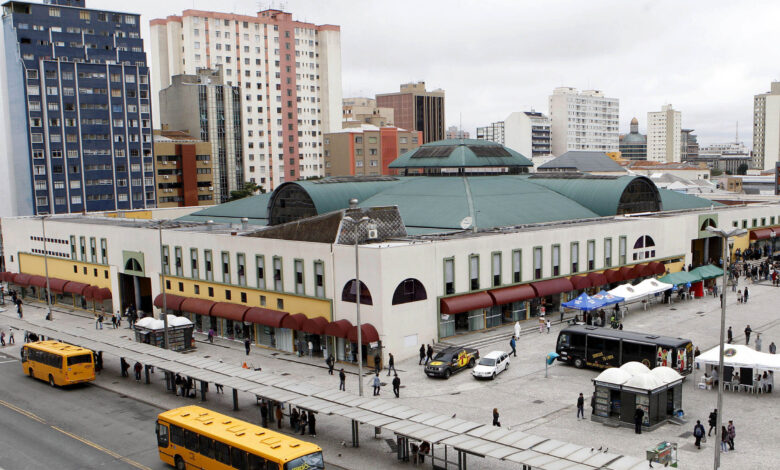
[0,0,155,215]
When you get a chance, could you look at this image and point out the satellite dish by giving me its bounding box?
[460,216,473,230]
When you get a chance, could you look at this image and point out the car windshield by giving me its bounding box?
[433,352,451,361]
[478,358,495,366]
[284,451,324,470]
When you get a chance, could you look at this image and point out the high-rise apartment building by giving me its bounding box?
[158,68,242,202]
[0,0,155,216]
[619,117,647,160]
[680,128,699,161]
[647,104,681,163]
[150,8,342,190]
[477,112,551,158]
[342,97,393,128]
[323,125,421,177]
[153,130,215,208]
[376,82,445,143]
[752,81,780,170]
[548,87,619,156]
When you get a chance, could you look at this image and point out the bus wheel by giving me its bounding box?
[48,375,55,387]
[174,456,186,470]
[574,358,584,369]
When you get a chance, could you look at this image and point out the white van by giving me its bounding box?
[471,350,510,379]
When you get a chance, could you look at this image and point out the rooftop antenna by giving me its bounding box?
[459,112,463,143]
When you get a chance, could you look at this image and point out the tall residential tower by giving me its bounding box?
[752,81,780,170]
[548,87,619,156]
[647,104,681,163]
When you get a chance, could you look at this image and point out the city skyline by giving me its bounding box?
[95,0,780,148]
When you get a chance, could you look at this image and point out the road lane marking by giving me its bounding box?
[0,399,151,470]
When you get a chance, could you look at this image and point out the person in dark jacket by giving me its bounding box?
[133,362,142,382]
[727,326,733,344]
[299,410,308,435]
[326,354,335,375]
[291,408,300,432]
[576,393,584,419]
[374,353,381,374]
[260,401,268,428]
[120,358,129,378]
[744,325,752,345]
[308,411,316,437]
[392,374,401,398]
[708,409,718,436]
[492,408,500,427]
[510,336,517,357]
[634,407,644,434]
[244,337,251,355]
[387,353,396,376]
[693,420,705,449]
[339,369,346,391]
[419,345,426,365]
[426,344,433,364]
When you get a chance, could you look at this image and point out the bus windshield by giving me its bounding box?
[67,354,93,366]
[284,451,324,470]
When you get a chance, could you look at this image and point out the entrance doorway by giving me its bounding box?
[119,273,152,314]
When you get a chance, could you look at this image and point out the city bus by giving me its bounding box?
[555,325,693,375]
[22,340,95,387]
[156,405,324,470]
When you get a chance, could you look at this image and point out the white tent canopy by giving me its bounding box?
[608,279,673,304]
[695,344,780,370]
[135,314,192,330]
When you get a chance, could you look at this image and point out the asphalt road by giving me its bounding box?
[0,351,166,470]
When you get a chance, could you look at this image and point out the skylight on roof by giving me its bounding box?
[468,145,511,157]
[411,146,455,158]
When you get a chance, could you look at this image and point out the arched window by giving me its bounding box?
[700,218,716,231]
[633,235,656,261]
[341,279,372,305]
[125,258,142,272]
[391,278,427,305]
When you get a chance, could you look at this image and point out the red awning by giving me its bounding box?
[14,273,32,286]
[324,319,353,338]
[605,269,622,284]
[440,292,494,315]
[63,281,90,295]
[244,307,288,328]
[569,276,592,290]
[531,278,575,298]
[280,313,307,330]
[210,302,249,322]
[634,264,653,277]
[347,323,380,344]
[29,275,47,288]
[93,287,112,301]
[301,316,329,335]
[648,261,666,275]
[619,266,638,280]
[750,228,773,240]
[0,272,11,282]
[48,278,69,293]
[488,285,536,305]
[180,298,215,316]
[153,293,186,311]
[83,285,95,300]
[586,272,608,287]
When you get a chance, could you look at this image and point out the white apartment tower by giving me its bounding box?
[150,9,342,190]
[477,112,551,158]
[647,104,682,163]
[548,87,619,156]
[752,82,780,170]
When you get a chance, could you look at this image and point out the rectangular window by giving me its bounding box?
[571,242,579,273]
[174,247,183,276]
[469,255,479,290]
[512,250,521,283]
[204,250,213,281]
[294,259,304,294]
[79,236,86,261]
[492,252,501,287]
[162,246,170,275]
[221,252,230,284]
[89,237,97,262]
[273,256,282,291]
[533,247,542,280]
[604,238,612,268]
[314,261,324,298]
[619,236,627,266]
[444,258,454,295]
[587,240,595,271]
[190,249,199,279]
[100,238,107,264]
[256,255,265,289]
[70,236,77,259]
[552,244,560,276]
[237,253,246,286]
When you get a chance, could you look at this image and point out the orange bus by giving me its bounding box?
[157,405,324,470]
[22,340,95,387]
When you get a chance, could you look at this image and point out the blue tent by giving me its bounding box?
[592,290,624,306]
[562,292,601,311]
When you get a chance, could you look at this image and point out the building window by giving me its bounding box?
[273,256,282,291]
[444,258,454,295]
[469,255,479,291]
[619,236,627,266]
[314,261,324,298]
[237,253,246,286]
[512,250,521,283]
[162,246,170,274]
[100,238,107,264]
[570,242,579,273]
[604,238,612,268]
[294,259,304,294]
[492,252,501,287]
[190,249,199,279]
[204,250,213,281]
[392,278,427,305]
[552,245,560,276]
[341,280,372,305]
[70,235,76,259]
[221,252,230,284]
[587,240,595,270]
[533,247,542,280]
[256,255,265,289]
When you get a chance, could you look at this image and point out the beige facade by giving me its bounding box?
[647,104,682,163]
[154,131,215,208]
[342,97,394,128]
[753,82,780,170]
[376,82,445,143]
[324,126,421,176]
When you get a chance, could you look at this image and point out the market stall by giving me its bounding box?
[694,344,779,393]
[134,315,195,351]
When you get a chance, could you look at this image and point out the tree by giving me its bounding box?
[228,181,264,201]
[737,163,749,175]
[711,168,723,177]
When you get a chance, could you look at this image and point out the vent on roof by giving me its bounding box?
[468,145,511,157]
[411,146,455,158]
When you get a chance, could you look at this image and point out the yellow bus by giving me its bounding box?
[22,340,95,387]
[156,405,324,470]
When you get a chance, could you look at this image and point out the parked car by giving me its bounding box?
[472,350,510,380]
[425,346,479,379]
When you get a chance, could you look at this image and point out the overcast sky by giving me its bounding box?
[98,0,780,147]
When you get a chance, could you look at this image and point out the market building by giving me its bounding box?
[2,139,779,363]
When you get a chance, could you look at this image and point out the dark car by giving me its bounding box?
[425,346,479,379]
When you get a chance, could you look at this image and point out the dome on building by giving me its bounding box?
[630,117,639,126]
[389,138,533,173]
[621,132,646,145]
[619,361,651,376]
[595,367,633,385]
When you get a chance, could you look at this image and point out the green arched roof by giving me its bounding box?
[274,179,403,214]
[521,175,652,216]
[177,192,272,225]
[389,138,532,169]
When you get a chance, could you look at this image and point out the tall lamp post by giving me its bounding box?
[342,198,376,397]
[705,226,746,470]
[157,221,171,350]
[40,216,52,321]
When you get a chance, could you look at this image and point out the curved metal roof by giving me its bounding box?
[389,139,532,169]
[523,175,657,216]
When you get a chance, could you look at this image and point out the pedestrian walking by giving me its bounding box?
[546,319,551,334]
[693,420,705,449]
[419,345,426,365]
[120,358,129,378]
[374,353,381,374]
[291,408,300,432]
[1,330,5,347]
[708,409,717,436]
[727,420,735,450]
[275,405,283,429]
[244,337,251,355]
[134,362,142,382]
[260,401,269,428]
[492,408,500,427]
[95,314,103,330]
[208,328,214,344]
[720,426,729,453]
[111,313,117,329]
[215,383,223,393]
[372,373,381,396]
[745,325,752,345]
[307,340,313,358]
[770,342,777,354]
[426,344,433,365]
[326,354,335,375]
[510,336,517,357]
[308,411,316,437]
[576,393,585,419]
[8,331,14,345]
[756,333,762,352]
[634,407,644,434]
[727,326,733,344]
[392,374,401,398]
[743,286,749,303]
[299,410,308,435]
[387,352,396,376]
[16,299,23,318]
[514,321,521,339]
[339,369,346,391]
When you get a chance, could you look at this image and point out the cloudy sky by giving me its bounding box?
[100,0,780,147]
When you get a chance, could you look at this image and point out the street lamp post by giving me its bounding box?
[41,216,52,321]
[157,221,171,350]
[706,226,746,470]
[343,199,376,397]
